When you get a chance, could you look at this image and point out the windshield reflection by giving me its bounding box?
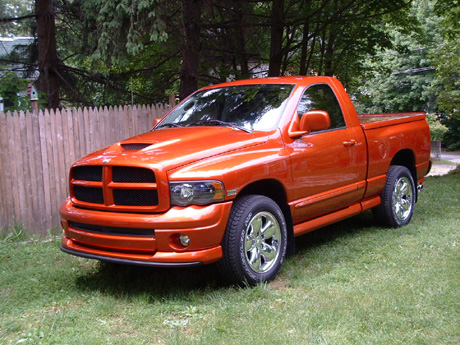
[158,84,294,132]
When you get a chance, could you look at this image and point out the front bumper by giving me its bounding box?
[59,199,233,266]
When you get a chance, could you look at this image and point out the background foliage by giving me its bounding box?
[1,0,459,147]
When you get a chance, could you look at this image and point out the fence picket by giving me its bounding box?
[31,110,46,230]
[83,107,91,155]
[10,111,22,223]
[0,112,10,226]
[38,109,52,229]
[24,110,36,230]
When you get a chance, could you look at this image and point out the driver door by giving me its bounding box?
[288,83,367,224]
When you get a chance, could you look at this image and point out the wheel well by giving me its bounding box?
[390,149,416,182]
[390,149,418,200]
[238,179,295,256]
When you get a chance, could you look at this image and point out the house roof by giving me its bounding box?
[0,37,34,58]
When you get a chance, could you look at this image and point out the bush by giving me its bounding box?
[442,117,460,150]
[0,71,30,111]
[426,114,448,141]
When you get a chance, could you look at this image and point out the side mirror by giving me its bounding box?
[288,110,331,138]
[153,117,162,127]
[300,110,330,132]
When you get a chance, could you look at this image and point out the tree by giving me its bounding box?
[35,0,59,109]
[179,0,201,100]
[0,71,30,110]
[1,0,61,109]
[432,0,460,120]
[354,0,439,114]
[0,0,34,36]
[0,0,419,108]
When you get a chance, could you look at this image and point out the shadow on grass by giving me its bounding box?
[293,210,377,254]
[74,212,381,297]
[75,260,225,298]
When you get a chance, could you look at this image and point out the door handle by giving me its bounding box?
[343,139,356,147]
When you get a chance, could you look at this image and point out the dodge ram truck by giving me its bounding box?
[60,76,431,285]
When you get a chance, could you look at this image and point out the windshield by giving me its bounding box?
[158,84,294,132]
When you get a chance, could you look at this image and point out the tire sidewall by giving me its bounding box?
[388,166,415,227]
[236,196,287,285]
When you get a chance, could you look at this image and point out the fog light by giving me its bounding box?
[179,234,191,247]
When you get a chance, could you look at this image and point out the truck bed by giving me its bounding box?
[358,112,426,129]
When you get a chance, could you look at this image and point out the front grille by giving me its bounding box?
[113,189,158,206]
[113,166,156,183]
[74,186,104,204]
[69,221,155,237]
[73,166,102,181]
[71,165,159,209]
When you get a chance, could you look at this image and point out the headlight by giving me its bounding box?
[170,180,225,206]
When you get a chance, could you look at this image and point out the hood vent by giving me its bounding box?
[121,143,151,151]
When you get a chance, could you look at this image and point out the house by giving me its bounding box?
[0,37,37,111]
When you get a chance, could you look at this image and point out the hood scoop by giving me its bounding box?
[121,143,152,151]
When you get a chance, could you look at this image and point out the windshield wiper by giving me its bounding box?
[187,120,252,133]
[157,122,183,129]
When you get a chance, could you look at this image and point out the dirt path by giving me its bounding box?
[428,164,458,176]
[428,151,460,176]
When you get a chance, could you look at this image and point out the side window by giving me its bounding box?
[297,84,346,130]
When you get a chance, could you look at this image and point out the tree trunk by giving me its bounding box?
[324,0,338,76]
[234,1,249,79]
[318,27,327,75]
[299,19,310,75]
[268,0,284,77]
[35,0,59,109]
[179,0,201,100]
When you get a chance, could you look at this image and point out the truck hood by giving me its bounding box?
[75,127,270,171]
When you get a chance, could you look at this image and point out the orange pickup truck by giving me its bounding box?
[60,76,431,285]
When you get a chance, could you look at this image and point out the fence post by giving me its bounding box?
[29,84,39,114]
[431,140,442,159]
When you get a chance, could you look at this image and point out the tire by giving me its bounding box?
[373,165,416,227]
[217,195,287,286]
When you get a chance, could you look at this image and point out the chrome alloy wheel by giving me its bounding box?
[392,176,414,221]
[244,211,281,273]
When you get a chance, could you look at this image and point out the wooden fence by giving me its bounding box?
[0,103,172,233]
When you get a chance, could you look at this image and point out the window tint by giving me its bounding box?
[297,84,346,130]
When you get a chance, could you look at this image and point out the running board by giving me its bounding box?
[293,196,381,237]
[293,203,362,237]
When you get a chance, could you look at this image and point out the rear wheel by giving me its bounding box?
[373,165,415,227]
[217,195,287,286]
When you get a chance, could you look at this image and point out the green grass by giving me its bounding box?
[1,169,459,344]
[432,158,458,165]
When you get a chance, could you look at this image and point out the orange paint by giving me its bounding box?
[60,76,431,267]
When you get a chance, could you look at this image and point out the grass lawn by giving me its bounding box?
[1,169,459,344]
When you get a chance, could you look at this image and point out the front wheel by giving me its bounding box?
[217,195,287,286]
[373,165,415,227]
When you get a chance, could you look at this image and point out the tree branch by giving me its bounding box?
[60,64,159,103]
[0,14,36,22]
